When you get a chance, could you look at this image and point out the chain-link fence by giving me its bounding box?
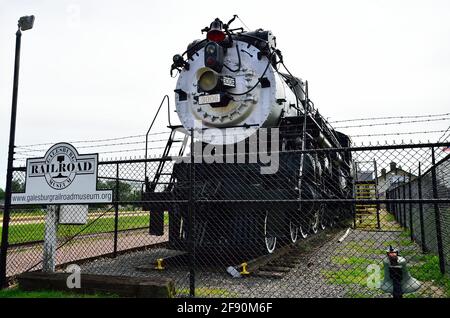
[1,138,450,298]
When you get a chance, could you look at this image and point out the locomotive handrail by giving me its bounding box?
[144,95,172,185]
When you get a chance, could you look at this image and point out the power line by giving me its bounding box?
[335,117,450,129]
[329,112,450,124]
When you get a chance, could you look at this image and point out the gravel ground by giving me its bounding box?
[79,225,441,298]
[80,230,347,297]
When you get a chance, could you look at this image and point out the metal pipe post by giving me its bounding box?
[188,128,196,297]
[113,163,119,257]
[417,162,427,252]
[0,28,22,288]
[431,147,445,274]
[408,170,413,241]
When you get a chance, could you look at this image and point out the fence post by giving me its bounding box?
[395,188,399,222]
[113,163,119,257]
[43,205,59,272]
[397,187,401,224]
[431,147,445,274]
[408,169,413,241]
[0,28,23,289]
[417,162,427,253]
[393,188,397,222]
[352,162,357,228]
[397,187,400,224]
[188,128,196,297]
[402,183,407,228]
[373,160,381,229]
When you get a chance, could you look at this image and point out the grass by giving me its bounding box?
[328,226,450,298]
[323,267,384,286]
[331,256,377,267]
[325,255,383,286]
[385,213,396,223]
[177,287,238,298]
[0,287,118,298]
[1,210,46,219]
[339,241,385,255]
[1,214,170,245]
[355,210,401,231]
[345,291,384,298]
[409,254,450,297]
[399,229,412,239]
[382,238,414,248]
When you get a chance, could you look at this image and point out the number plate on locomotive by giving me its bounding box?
[199,94,221,105]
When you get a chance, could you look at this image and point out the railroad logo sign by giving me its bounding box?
[11,143,112,205]
[29,143,95,190]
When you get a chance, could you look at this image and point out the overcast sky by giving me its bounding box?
[1,0,450,186]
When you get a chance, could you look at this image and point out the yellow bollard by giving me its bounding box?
[240,262,250,275]
[155,258,165,270]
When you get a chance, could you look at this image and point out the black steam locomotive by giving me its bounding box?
[143,17,353,256]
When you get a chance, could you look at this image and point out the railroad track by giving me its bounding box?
[133,227,345,276]
[232,227,342,279]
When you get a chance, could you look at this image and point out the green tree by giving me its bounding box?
[0,187,5,200]
[12,180,25,192]
[97,180,141,202]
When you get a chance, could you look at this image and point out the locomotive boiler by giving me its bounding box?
[143,16,353,256]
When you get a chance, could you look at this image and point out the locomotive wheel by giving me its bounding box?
[328,215,336,228]
[168,207,187,250]
[179,216,187,240]
[319,204,326,230]
[264,212,277,253]
[299,223,308,239]
[289,221,299,244]
[309,211,320,234]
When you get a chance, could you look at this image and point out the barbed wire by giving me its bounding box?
[92,146,166,155]
[329,112,450,124]
[16,131,171,148]
[15,138,182,155]
[350,130,447,138]
[334,117,450,129]
[11,115,450,158]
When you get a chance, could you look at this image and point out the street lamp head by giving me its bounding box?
[18,15,35,31]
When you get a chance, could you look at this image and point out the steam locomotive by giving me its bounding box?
[143,17,353,256]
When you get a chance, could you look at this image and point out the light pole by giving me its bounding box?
[0,15,35,289]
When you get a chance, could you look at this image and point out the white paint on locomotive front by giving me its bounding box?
[175,39,297,145]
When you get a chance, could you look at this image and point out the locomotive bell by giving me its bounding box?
[380,247,421,295]
[206,18,226,42]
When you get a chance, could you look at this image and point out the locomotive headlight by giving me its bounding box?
[205,43,216,55]
[197,68,220,92]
